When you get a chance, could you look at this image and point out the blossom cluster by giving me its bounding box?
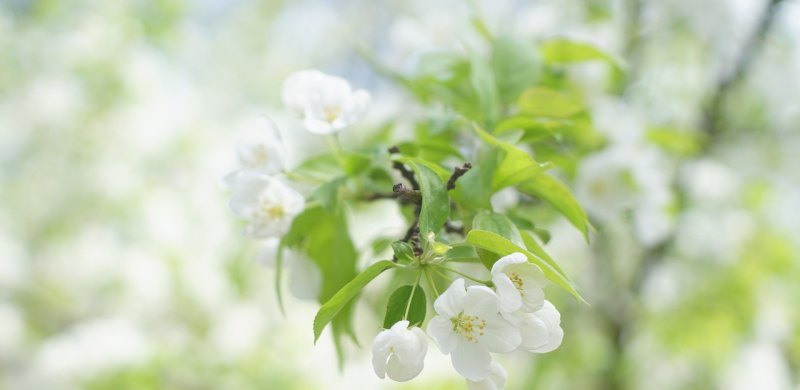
[225,70,370,298]
[372,253,563,389]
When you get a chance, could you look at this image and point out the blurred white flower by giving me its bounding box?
[490,253,547,313]
[427,279,521,381]
[503,300,564,353]
[257,239,321,301]
[236,135,285,175]
[371,320,428,382]
[281,69,370,134]
[466,361,507,390]
[228,173,305,238]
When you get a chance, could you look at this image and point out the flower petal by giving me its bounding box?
[427,315,458,354]
[490,252,527,277]
[482,316,521,353]
[451,342,492,381]
[434,279,467,318]
[492,274,521,313]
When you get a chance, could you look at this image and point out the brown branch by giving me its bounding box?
[446,163,472,191]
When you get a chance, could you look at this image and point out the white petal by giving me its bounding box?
[386,354,424,382]
[490,252,527,277]
[467,361,508,390]
[482,317,521,353]
[517,313,549,351]
[464,285,501,319]
[282,69,326,114]
[530,301,563,353]
[451,342,492,381]
[492,274,522,313]
[427,315,458,354]
[434,278,467,318]
[303,116,337,134]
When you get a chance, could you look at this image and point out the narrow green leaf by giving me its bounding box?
[472,211,526,269]
[313,260,398,342]
[495,116,568,142]
[517,173,590,241]
[395,157,450,238]
[517,87,583,118]
[383,285,427,328]
[466,230,586,303]
[520,229,567,278]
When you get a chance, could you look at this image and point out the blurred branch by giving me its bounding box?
[702,0,786,139]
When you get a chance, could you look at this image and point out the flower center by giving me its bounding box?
[250,146,269,167]
[509,271,524,296]
[451,312,486,343]
[260,203,286,219]
[323,106,342,123]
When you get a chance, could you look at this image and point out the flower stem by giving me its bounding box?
[403,272,423,321]
[423,268,440,298]
[440,266,491,286]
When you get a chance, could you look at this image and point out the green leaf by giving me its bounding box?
[451,147,501,210]
[517,173,590,241]
[472,211,526,269]
[646,127,707,156]
[491,37,539,104]
[392,241,416,263]
[291,154,342,182]
[395,157,450,238]
[495,116,568,142]
[520,230,567,279]
[470,56,500,125]
[444,244,481,262]
[472,125,550,190]
[313,260,398,342]
[342,153,372,176]
[517,87,583,118]
[311,176,348,212]
[466,230,585,303]
[383,285,427,328]
[540,39,621,66]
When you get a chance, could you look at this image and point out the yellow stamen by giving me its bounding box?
[451,312,487,343]
[323,106,342,123]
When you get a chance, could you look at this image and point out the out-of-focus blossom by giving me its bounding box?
[427,279,520,381]
[466,361,507,390]
[257,238,321,300]
[371,320,428,382]
[228,173,305,238]
[281,70,370,134]
[490,253,547,313]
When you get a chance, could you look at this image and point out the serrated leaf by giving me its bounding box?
[518,87,583,118]
[383,285,427,328]
[466,230,586,303]
[313,260,398,342]
[517,173,590,241]
[395,157,450,238]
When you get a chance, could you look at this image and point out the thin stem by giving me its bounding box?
[429,266,454,283]
[440,266,488,285]
[403,272,423,320]
[424,268,440,298]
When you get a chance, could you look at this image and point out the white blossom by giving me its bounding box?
[371,320,428,382]
[228,173,305,238]
[466,361,508,390]
[427,279,521,381]
[281,69,370,134]
[491,253,547,313]
[503,300,564,353]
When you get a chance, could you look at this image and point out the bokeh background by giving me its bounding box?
[2,0,799,389]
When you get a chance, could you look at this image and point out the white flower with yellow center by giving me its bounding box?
[281,69,370,134]
[502,300,564,353]
[427,279,521,381]
[490,253,547,313]
[228,173,305,238]
[371,320,428,382]
[466,361,507,390]
[236,136,285,174]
